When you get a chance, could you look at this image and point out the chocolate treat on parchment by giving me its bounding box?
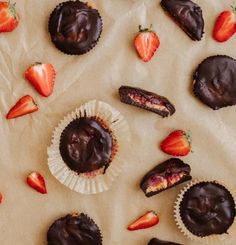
[49,0,102,55]
[161,0,204,41]
[193,55,236,110]
[47,213,102,245]
[119,86,175,117]
[140,158,192,197]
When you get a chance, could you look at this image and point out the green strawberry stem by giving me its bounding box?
[151,210,157,216]
[138,24,153,33]
[8,1,18,19]
[183,130,192,147]
[230,5,236,15]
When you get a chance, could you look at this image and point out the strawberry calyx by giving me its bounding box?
[230,5,236,15]
[8,1,18,19]
[34,62,43,66]
[182,130,193,152]
[138,24,153,33]
[150,210,157,216]
[183,131,192,144]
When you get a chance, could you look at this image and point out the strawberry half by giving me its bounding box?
[25,63,56,97]
[27,171,47,194]
[160,130,192,157]
[0,192,2,204]
[213,6,236,42]
[6,95,38,119]
[127,210,159,231]
[0,1,19,33]
[134,25,160,62]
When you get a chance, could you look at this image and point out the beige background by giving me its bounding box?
[0,0,235,244]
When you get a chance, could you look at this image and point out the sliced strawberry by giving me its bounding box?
[213,6,236,42]
[134,25,160,62]
[25,63,56,97]
[27,171,47,194]
[127,210,159,231]
[0,192,2,204]
[6,95,38,119]
[160,130,191,157]
[0,1,19,33]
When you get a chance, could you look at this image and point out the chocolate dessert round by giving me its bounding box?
[47,213,102,245]
[148,238,182,245]
[59,117,113,173]
[48,0,103,55]
[193,55,236,110]
[180,182,236,237]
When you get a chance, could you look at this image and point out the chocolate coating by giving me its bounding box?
[180,182,236,237]
[47,213,102,245]
[59,117,113,173]
[148,238,182,245]
[193,55,236,110]
[48,0,102,55]
[140,158,192,197]
[161,0,204,41]
[119,86,175,117]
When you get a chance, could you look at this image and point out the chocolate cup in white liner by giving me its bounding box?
[47,100,130,194]
[174,179,236,244]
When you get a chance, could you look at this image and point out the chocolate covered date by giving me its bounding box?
[119,86,175,117]
[140,158,191,197]
[148,238,183,245]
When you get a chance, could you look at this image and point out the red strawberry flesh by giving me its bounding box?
[127,210,159,231]
[0,1,19,33]
[160,130,191,156]
[6,95,38,119]
[25,63,56,97]
[213,7,236,42]
[27,171,47,194]
[134,25,160,62]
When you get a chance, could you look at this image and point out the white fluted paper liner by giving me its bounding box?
[174,179,236,244]
[47,100,131,195]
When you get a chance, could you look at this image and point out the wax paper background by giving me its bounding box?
[0,0,235,244]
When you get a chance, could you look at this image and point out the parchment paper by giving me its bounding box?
[0,0,235,244]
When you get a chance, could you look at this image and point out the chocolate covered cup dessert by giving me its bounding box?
[59,117,116,175]
[174,180,236,243]
[48,0,103,55]
[193,55,236,110]
[47,213,102,245]
[48,100,130,194]
[148,238,182,245]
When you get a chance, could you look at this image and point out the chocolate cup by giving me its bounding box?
[193,55,236,110]
[59,116,117,174]
[48,100,130,194]
[48,0,103,55]
[148,238,183,245]
[174,179,236,243]
[47,213,103,245]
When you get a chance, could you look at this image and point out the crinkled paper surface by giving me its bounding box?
[0,0,235,244]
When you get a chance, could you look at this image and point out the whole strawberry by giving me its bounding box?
[25,63,56,97]
[160,130,192,157]
[0,1,19,33]
[134,25,160,62]
[213,6,236,42]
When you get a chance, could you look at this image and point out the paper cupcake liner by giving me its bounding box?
[47,100,131,194]
[174,179,236,244]
[48,1,103,56]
